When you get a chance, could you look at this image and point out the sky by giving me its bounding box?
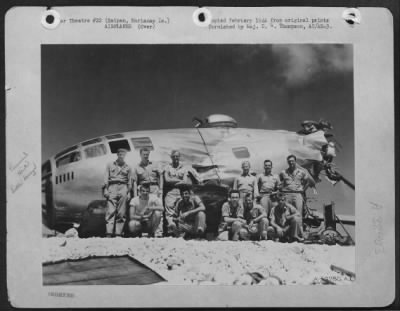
[42,44,354,215]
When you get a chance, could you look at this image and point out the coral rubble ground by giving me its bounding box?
[42,237,355,285]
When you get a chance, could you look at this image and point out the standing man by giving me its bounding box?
[279,154,315,229]
[268,193,304,242]
[103,148,132,237]
[256,159,280,217]
[241,193,269,241]
[163,150,202,235]
[233,161,258,200]
[133,148,163,198]
[170,184,207,238]
[217,190,247,241]
[128,183,163,237]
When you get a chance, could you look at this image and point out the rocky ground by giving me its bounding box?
[42,237,355,285]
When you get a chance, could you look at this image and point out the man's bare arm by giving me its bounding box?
[253,210,267,223]
[163,170,182,186]
[184,201,206,217]
[130,205,143,221]
[223,216,246,224]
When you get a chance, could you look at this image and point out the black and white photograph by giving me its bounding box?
[5,6,395,308]
[41,44,356,286]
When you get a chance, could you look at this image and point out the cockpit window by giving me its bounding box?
[84,144,107,158]
[232,147,250,159]
[131,137,154,151]
[82,137,102,146]
[106,133,124,140]
[55,145,78,159]
[108,140,131,153]
[56,151,82,167]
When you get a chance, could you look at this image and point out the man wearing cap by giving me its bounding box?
[217,190,247,241]
[299,120,319,135]
[241,193,269,240]
[268,193,304,242]
[170,184,206,238]
[256,159,280,217]
[103,148,132,237]
[133,148,162,197]
[233,161,258,200]
[128,183,163,237]
[163,150,202,235]
[279,154,315,230]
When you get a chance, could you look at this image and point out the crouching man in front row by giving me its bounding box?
[169,184,207,238]
[240,193,269,241]
[217,190,247,241]
[268,193,304,242]
[128,183,163,237]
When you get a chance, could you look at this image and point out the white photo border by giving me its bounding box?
[5,6,395,307]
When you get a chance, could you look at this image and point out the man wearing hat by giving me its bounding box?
[299,120,319,135]
[103,148,132,237]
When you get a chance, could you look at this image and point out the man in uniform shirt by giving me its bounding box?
[268,193,304,242]
[279,154,315,229]
[233,161,258,200]
[163,150,202,235]
[128,183,163,237]
[170,184,206,238]
[256,159,280,216]
[103,148,132,237]
[241,193,269,240]
[133,148,162,198]
[217,190,247,241]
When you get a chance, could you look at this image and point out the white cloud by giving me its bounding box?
[271,45,352,87]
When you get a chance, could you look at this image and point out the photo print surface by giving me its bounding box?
[41,44,355,286]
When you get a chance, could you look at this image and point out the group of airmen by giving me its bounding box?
[103,147,316,242]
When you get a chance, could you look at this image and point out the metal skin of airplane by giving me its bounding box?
[42,114,354,237]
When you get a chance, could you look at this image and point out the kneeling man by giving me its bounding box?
[217,190,247,241]
[128,183,163,237]
[268,193,304,242]
[170,184,207,238]
[241,193,269,240]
